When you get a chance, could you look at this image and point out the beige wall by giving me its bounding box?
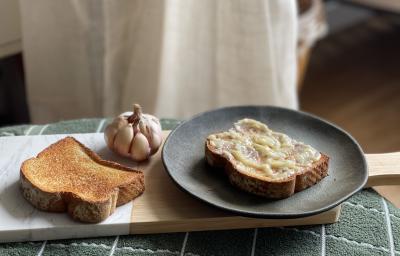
[0,0,22,58]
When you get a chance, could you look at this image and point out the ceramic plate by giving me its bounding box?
[162,106,367,218]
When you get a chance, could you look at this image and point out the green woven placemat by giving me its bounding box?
[0,118,399,256]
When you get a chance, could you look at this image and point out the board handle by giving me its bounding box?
[365,152,400,187]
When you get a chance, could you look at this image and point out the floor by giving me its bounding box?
[299,17,400,206]
[300,17,400,153]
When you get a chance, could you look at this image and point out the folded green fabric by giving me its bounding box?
[0,118,399,256]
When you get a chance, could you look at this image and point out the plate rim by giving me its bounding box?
[162,105,368,218]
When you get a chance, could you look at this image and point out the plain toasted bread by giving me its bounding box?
[205,119,329,199]
[20,137,145,223]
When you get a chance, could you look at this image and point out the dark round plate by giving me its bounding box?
[162,106,368,218]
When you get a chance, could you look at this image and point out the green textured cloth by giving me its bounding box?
[0,118,399,256]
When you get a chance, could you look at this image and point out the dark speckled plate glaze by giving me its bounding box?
[162,106,368,218]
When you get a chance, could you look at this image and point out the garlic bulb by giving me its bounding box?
[104,104,163,161]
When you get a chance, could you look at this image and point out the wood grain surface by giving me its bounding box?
[129,131,341,234]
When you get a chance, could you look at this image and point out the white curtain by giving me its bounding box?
[20,0,298,123]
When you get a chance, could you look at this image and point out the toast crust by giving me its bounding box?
[20,137,145,223]
[205,138,329,199]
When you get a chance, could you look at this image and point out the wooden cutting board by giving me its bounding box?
[0,132,341,243]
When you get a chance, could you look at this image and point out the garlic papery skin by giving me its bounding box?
[104,104,163,161]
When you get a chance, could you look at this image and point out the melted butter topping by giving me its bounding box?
[208,119,321,179]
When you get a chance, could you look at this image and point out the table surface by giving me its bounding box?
[0,118,399,256]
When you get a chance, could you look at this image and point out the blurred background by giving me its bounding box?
[0,0,399,155]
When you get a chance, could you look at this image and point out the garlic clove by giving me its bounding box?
[138,120,147,135]
[104,125,119,149]
[139,123,151,139]
[130,132,150,161]
[149,133,162,154]
[150,120,162,134]
[113,124,134,157]
[150,120,162,137]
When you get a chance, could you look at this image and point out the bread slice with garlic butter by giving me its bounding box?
[20,137,145,223]
[205,119,329,199]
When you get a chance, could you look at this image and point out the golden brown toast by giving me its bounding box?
[205,119,329,199]
[20,137,145,223]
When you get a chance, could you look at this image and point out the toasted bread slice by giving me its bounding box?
[205,119,329,199]
[20,137,145,223]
